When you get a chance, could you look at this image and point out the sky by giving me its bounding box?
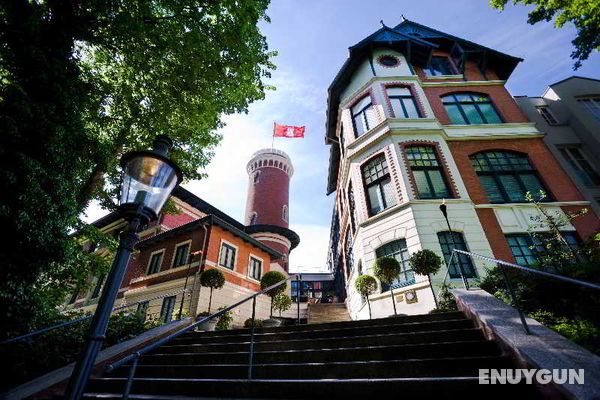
[83,0,600,273]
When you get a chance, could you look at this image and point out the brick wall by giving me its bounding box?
[245,166,289,228]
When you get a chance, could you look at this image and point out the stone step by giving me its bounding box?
[170,318,473,345]
[157,328,486,354]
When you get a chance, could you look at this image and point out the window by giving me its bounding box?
[253,171,260,184]
[559,147,600,187]
[136,301,149,316]
[442,93,502,124]
[375,239,414,290]
[362,155,397,215]
[172,242,190,268]
[347,183,356,232]
[68,290,78,305]
[536,106,559,125]
[250,212,258,225]
[437,231,476,278]
[378,55,400,67]
[219,242,236,270]
[506,232,580,267]
[387,87,421,118]
[339,126,345,156]
[405,146,451,199]
[248,256,262,280]
[351,96,377,136]
[425,56,456,76]
[471,151,548,203]
[147,251,164,275]
[160,296,176,323]
[344,229,354,273]
[282,205,288,222]
[91,274,105,299]
[578,97,600,122]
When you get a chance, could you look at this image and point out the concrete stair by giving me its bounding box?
[307,303,350,324]
[83,311,546,399]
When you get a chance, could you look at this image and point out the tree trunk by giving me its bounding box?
[270,297,273,318]
[208,287,213,313]
[366,294,372,320]
[429,275,439,309]
[390,287,397,315]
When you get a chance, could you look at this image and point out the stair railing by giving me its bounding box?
[440,249,600,335]
[105,274,303,399]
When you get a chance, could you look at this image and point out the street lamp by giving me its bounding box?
[439,199,469,289]
[66,135,182,400]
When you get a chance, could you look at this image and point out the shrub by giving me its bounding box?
[244,318,263,328]
[409,249,443,309]
[215,306,233,331]
[260,271,287,317]
[272,293,292,316]
[354,275,377,297]
[373,257,401,314]
[200,269,225,313]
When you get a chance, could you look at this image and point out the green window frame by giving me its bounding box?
[442,93,502,125]
[159,296,176,323]
[506,232,580,267]
[375,239,415,290]
[362,155,397,216]
[405,146,451,199]
[437,231,476,279]
[471,151,549,203]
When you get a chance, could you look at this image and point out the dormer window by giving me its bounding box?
[351,96,376,137]
[425,56,456,76]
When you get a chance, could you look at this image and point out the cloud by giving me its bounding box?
[288,224,331,273]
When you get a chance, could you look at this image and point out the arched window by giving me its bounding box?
[253,171,260,184]
[375,239,414,290]
[362,154,397,215]
[470,151,548,203]
[250,212,258,225]
[442,93,502,124]
[351,96,377,137]
[437,231,476,278]
[268,159,274,166]
[405,145,451,199]
[282,205,288,222]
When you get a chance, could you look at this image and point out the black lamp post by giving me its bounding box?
[439,199,469,289]
[65,135,182,400]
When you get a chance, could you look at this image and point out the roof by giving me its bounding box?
[137,215,283,259]
[325,19,523,194]
[549,76,600,87]
[245,224,301,250]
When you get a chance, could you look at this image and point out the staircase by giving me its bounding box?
[84,311,544,399]
[307,303,351,324]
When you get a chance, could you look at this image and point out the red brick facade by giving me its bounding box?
[245,166,290,228]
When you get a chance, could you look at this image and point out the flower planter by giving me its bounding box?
[196,316,217,331]
[263,318,283,328]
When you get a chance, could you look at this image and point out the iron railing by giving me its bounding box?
[0,289,189,345]
[105,274,304,399]
[441,249,600,335]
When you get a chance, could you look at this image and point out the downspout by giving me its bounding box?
[188,217,212,317]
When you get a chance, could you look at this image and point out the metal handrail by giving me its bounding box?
[440,249,600,335]
[106,274,302,399]
[0,289,188,345]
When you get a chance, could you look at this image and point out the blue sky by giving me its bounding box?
[84,1,600,272]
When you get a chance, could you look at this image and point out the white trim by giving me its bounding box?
[170,239,192,269]
[247,254,264,282]
[217,239,239,271]
[146,248,165,275]
[132,262,200,285]
[474,201,591,209]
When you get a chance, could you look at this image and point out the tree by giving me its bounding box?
[272,293,292,317]
[200,269,225,313]
[354,275,377,319]
[0,0,275,337]
[372,257,401,315]
[490,0,599,69]
[409,249,443,309]
[260,271,287,317]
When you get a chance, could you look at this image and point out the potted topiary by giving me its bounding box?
[260,271,287,327]
[197,269,225,331]
[244,317,263,328]
[373,256,402,316]
[215,306,233,331]
[354,274,377,319]
[273,293,292,317]
[409,249,443,309]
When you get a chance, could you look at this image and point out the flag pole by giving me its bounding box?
[272,122,275,151]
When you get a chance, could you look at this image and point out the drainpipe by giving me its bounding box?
[188,218,211,317]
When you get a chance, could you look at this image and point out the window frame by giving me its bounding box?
[386,86,422,119]
[442,93,503,125]
[248,255,263,281]
[159,296,176,323]
[375,239,415,290]
[347,181,357,232]
[425,56,457,77]
[577,97,600,122]
[90,274,105,299]
[361,154,397,216]
[471,151,551,204]
[350,95,375,137]
[146,249,165,275]
[437,231,477,279]
[405,145,452,199]
[559,146,600,187]
[535,106,559,125]
[218,240,238,270]
[171,240,191,269]
[282,205,288,222]
[506,232,581,267]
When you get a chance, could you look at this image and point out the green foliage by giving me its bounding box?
[0,0,275,336]
[200,269,226,290]
[2,310,160,391]
[272,293,292,316]
[429,283,458,313]
[215,306,233,331]
[409,249,443,276]
[244,318,263,328]
[354,275,378,297]
[529,310,599,354]
[260,271,287,298]
[373,257,401,285]
[490,0,599,69]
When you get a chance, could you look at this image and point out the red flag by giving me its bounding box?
[273,122,305,138]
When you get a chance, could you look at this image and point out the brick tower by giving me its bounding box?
[244,149,299,273]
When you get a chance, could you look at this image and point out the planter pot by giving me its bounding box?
[196,317,217,331]
[263,318,283,328]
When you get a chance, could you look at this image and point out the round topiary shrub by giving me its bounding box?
[373,256,402,315]
[272,293,292,316]
[354,274,377,319]
[260,271,287,317]
[409,249,443,308]
[244,318,263,328]
[199,269,225,313]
